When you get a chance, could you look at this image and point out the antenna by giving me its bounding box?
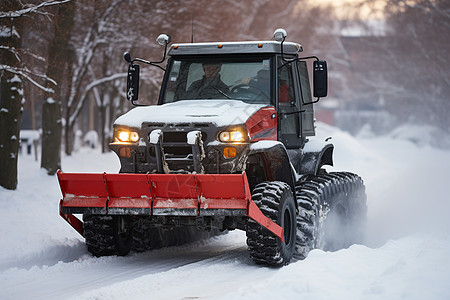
[191,14,194,43]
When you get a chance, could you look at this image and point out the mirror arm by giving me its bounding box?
[123,39,169,107]
[132,58,166,72]
[301,97,320,106]
[131,42,169,72]
[130,99,147,107]
[152,42,169,64]
[278,56,320,70]
[298,56,319,61]
[148,62,166,72]
[279,37,299,65]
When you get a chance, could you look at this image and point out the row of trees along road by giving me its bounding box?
[0,0,328,190]
[343,0,450,133]
[1,0,449,190]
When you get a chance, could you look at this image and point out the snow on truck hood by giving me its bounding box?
[114,100,268,128]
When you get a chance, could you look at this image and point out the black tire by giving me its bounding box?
[295,172,367,259]
[132,220,217,252]
[246,181,297,266]
[83,215,133,257]
[132,220,164,251]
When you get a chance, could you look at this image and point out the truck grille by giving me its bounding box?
[143,122,212,171]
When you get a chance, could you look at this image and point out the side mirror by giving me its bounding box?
[124,51,132,63]
[313,60,327,98]
[126,63,140,102]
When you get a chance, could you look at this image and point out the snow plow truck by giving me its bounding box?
[58,29,367,266]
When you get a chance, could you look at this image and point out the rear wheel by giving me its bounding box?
[295,172,367,259]
[84,215,133,256]
[246,181,297,266]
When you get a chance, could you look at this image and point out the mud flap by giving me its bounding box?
[57,170,284,242]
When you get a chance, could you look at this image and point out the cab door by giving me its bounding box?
[297,60,315,137]
[277,59,303,149]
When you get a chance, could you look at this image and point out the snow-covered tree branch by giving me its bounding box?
[1,64,56,92]
[0,0,72,19]
[68,72,126,126]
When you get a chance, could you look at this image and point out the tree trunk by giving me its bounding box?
[0,75,23,190]
[101,102,106,152]
[64,120,75,156]
[0,2,24,190]
[41,2,75,174]
[41,98,62,174]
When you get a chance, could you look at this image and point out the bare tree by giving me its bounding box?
[9,0,339,167]
[0,0,73,189]
[335,0,450,132]
[0,0,71,19]
[41,1,75,175]
[383,0,450,130]
[63,0,124,155]
[0,0,23,190]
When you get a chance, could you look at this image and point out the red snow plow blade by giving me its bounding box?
[57,171,284,242]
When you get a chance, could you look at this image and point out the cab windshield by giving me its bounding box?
[160,57,272,104]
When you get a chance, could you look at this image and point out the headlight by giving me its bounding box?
[115,129,139,143]
[218,129,247,143]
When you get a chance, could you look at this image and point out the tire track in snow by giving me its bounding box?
[0,239,86,272]
[0,232,248,300]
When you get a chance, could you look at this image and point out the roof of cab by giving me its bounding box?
[168,41,303,56]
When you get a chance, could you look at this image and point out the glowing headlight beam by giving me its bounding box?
[116,130,139,143]
[219,130,246,143]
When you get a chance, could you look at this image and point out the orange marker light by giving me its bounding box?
[258,43,263,48]
[174,45,178,49]
[223,147,237,158]
[218,44,223,48]
[119,147,131,158]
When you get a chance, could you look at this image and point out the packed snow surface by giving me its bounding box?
[1,123,450,300]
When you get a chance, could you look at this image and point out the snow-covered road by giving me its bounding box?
[1,123,449,300]
[2,232,250,299]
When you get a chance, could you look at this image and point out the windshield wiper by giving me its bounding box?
[214,87,231,99]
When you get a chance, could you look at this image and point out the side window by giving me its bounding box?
[278,63,295,104]
[164,60,181,102]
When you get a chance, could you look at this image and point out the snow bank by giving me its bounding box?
[227,234,450,300]
[0,148,120,272]
[387,124,450,149]
[312,122,450,247]
[70,233,450,300]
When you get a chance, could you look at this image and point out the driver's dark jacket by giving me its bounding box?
[186,75,230,99]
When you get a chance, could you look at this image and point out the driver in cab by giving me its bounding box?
[186,63,230,99]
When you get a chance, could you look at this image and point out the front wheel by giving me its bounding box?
[246,181,297,266]
[84,215,133,257]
